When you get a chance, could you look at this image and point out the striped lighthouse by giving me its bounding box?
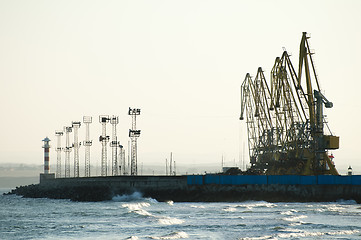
[42,137,51,174]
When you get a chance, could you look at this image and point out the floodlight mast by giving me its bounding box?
[99,115,110,176]
[110,116,120,176]
[64,126,72,178]
[72,122,81,178]
[118,144,125,175]
[55,130,63,178]
[83,116,92,177]
[128,108,141,175]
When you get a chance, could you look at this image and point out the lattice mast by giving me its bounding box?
[128,108,141,175]
[99,116,110,176]
[110,116,120,176]
[64,126,72,178]
[72,122,81,178]
[118,144,125,175]
[55,131,63,178]
[83,116,92,177]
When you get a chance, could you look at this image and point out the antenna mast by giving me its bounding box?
[83,116,92,177]
[72,121,81,178]
[55,130,63,178]
[170,152,173,176]
[128,108,141,175]
[99,115,110,176]
[110,116,120,176]
[64,126,72,178]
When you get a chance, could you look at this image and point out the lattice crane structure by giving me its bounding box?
[110,116,120,176]
[118,144,125,175]
[72,121,81,178]
[64,126,72,178]
[99,116,110,176]
[55,130,63,178]
[240,32,339,175]
[128,108,141,175]
[83,116,92,177]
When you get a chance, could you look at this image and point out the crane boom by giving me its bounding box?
[240,32,339,175]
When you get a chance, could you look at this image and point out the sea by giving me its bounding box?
[1,189,361,240]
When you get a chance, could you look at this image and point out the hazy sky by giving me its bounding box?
[0,0,360,175]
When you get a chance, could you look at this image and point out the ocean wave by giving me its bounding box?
[241,229,359,240]
[158,217,184,225]
[223,207,237,212]
[112,192,158,203]
[122,202,153,217]
[126,236,139,240]
[236,202,276,209]
[240,235,276,240]
[112,192,144,202]
[122,202,151,210]
[277,229,359,238]
[326,230,360,235]
[122,201,184,225]
[150,231,189,239]
[282,215,307,222]
[190,205,205,209]
[326,205,345,212]
[166,200,174,205]
[280,209,298,215]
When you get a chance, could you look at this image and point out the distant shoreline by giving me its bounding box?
[0,176,39,189]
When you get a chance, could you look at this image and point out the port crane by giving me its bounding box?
[240,32,339,175]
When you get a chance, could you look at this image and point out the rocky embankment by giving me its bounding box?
[5,182,361,203]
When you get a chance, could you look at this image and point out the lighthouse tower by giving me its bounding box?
[42,137,51,174]
[40,137,55,183]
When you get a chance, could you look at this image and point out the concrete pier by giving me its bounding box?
[6,175,361,203]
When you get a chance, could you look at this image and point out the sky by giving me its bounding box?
[0,0,360,175]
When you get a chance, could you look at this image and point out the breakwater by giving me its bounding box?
[7,174,361,203]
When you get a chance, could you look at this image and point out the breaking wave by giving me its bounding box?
[241,230,359,239]
[150,231,189,239]
[223,207,237,212]
[112,192,144,202]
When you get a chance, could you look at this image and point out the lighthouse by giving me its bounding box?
[42,137,51,174]
[40,137,55,183]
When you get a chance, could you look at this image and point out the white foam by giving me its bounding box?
[242,229,359,240]
[236,202,276,209]
[126,236,139,240]
[150,231,189,239]
[122,202,151,210]
[158,217,184,225]
[112,192,143,202]
[223,207,237,212]
[277,231,324,238]
[240,236,276,240]
[166,200,174,205]
[190,205,205,209]
[280,211,293,215]
[134,208,153,216]
[277,229,359,238]
[326,230,359,235]
[326,205,345,212]
[280,209,298,215]
[315,208,325,212]
[282,215,307,222]
[122,202,153,217]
